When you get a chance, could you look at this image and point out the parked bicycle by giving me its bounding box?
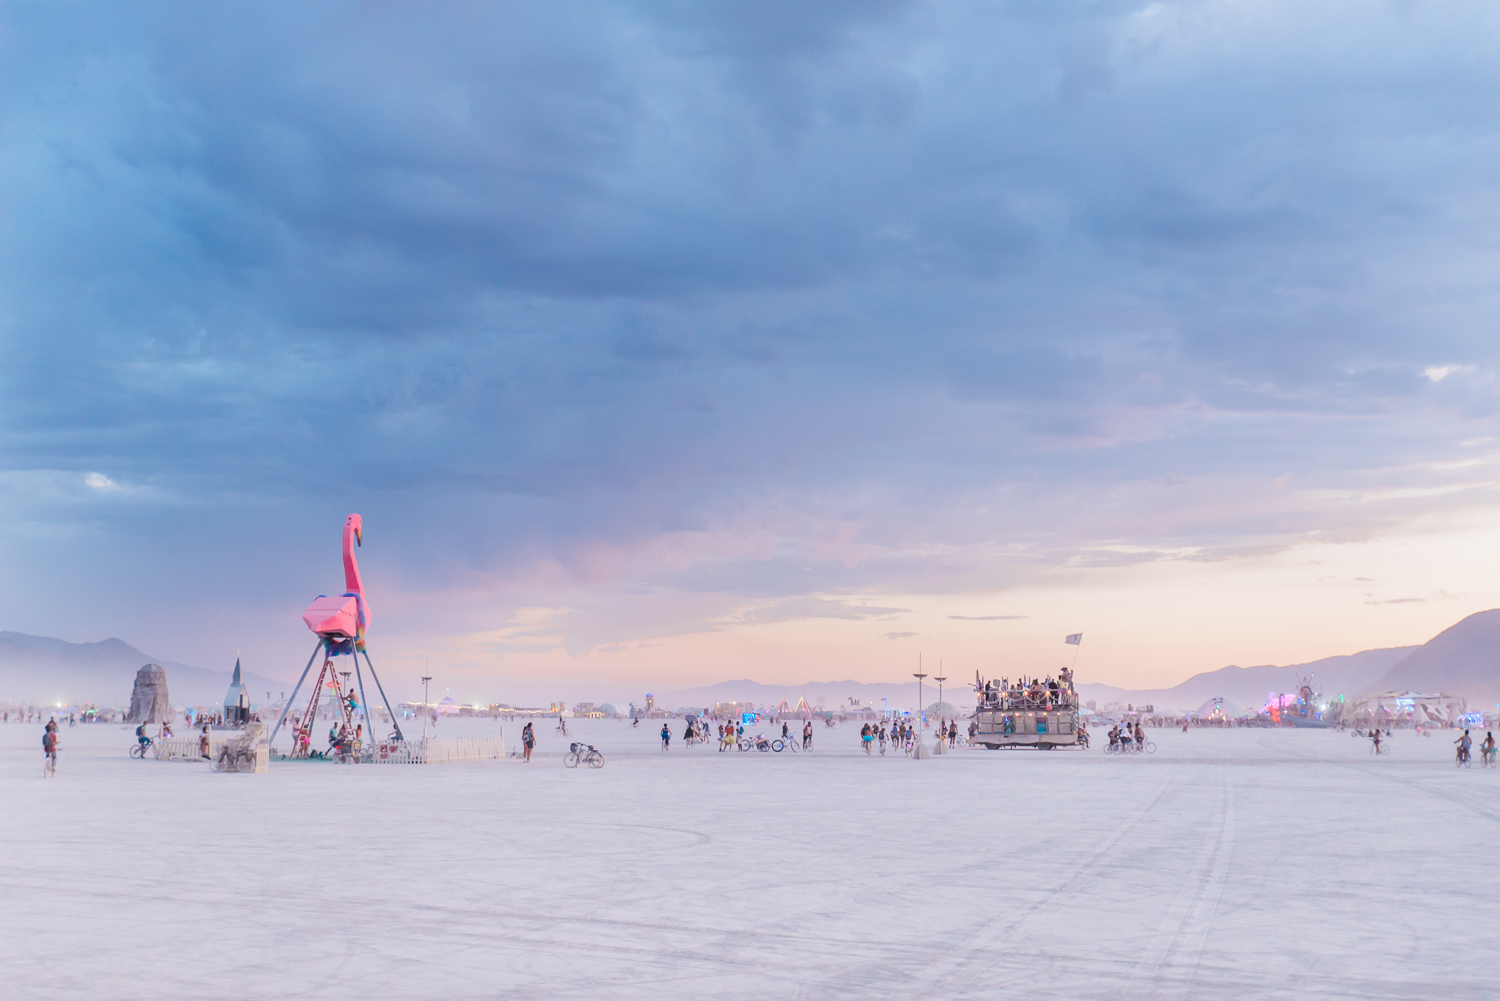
[739,733,773,752]
[564,742,604,768]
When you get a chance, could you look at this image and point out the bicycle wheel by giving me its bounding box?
[771,739,785,752]
[587,751,604,768]
[129,744,144,759]
[1145,742,1157,754]
[786,739,799,752]
[564,752,580,768]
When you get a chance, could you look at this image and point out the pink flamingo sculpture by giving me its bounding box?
[300,514,371,649]
[271,514,404,753]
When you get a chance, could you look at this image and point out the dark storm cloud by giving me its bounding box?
[5,0,1500,648]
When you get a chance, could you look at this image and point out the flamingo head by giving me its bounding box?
[345,513,363,547]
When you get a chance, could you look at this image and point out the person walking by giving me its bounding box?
[661,723,671,750]
[802,720,813,750]
[199,724,212,759]
[43,721,58,777]
[522,721,535,762]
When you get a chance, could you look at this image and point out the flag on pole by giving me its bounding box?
[1065,633,1083,645]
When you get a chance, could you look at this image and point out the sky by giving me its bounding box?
[6,1,1500,704]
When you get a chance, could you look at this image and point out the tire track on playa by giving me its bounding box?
[898,771,1182,999]
[1342,761,1500,825]
[1128,762,1235,1001]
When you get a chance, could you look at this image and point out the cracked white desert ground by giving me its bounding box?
[4,720,1495,1000]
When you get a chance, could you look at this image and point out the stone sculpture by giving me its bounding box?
[125,663,170,724]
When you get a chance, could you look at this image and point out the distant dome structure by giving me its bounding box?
[598,703,620,717]
[1196,696,1249,720]
[924,701,963,719]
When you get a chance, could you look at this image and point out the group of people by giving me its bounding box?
[857,718,964,755]
[978,669,1075,710]
[1107,721,1146,752]
[10,711,76,725]
[1452,729,1497,765]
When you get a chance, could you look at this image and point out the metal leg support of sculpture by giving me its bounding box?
[271,639,326,748]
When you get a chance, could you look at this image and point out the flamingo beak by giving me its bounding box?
[355,527,362,546]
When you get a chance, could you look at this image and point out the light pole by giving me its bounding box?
[935,674,947,709]
[914,671,928,730]
[421,676,432,742]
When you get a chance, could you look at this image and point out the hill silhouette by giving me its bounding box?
[1369,609,1500,708]
[0,631,288,707]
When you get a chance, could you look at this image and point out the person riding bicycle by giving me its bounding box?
[135,723,150,750]
[1456,729,1473,762]
[1134,722,1145,749]
[1484,731,1497,763]
[1120,726,1134,751]
[1371,729,1382,753]
[1107,725,1120,751]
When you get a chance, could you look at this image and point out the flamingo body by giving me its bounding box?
[302,595,360,638]
[303,513,371,647]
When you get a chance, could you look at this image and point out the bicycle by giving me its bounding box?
[129,738,155,759]
[1134,740,1157,754]
[771,734,799,752]
[564,742,604,768]
[1456,746,1472,769]
[1484,747,1498,769]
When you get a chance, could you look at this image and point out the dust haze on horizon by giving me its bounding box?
[6,2,1500,700]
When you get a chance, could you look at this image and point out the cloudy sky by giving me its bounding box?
[6,1,1500,702]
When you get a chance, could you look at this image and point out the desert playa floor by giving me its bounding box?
[3,718,1496,1000]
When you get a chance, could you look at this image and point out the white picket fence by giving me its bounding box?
[362,735,506,764]
[156,736,227,761]
[311,734,507,765]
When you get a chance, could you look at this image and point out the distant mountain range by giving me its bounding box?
[1365,609,1500,708]
[0,632,289,708]
[1072,646,1416,713]
[662,609,1500,714]
[7,607,1498,713]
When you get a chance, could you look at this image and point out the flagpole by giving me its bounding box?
[1071,638,1082,673]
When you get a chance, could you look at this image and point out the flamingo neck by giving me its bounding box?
[342,521,365,599]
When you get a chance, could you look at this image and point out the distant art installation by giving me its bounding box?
[125,663,171,724]
[270,514,404,758]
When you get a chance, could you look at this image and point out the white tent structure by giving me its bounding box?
[1348,691,1465,727]
[1196,696,1250,720]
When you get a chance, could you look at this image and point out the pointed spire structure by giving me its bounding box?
[223,657,249,724]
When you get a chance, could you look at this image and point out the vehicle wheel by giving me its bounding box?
[1037,743,1051,750]
[1145,742,1157,754]
[564,752,580,768]
[771,739,785,752]
[587,752,604,768]
[129,745,143,759]
[758,743,770,752]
